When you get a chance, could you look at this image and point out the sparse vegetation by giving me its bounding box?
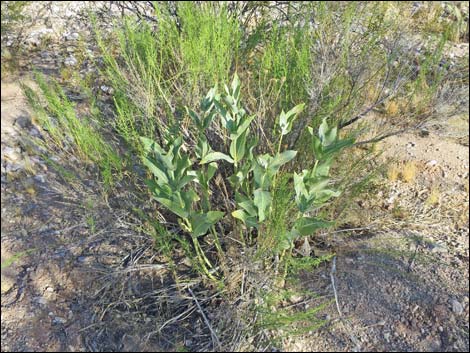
[1,1,468,352]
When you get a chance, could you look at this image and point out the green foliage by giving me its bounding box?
[141,76,352,281]
[95,3,241,153]
[1,249,35,269]
[257,287,332,335]
[22,73,122,188]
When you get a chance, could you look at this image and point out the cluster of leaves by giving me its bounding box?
[142,76,354,280]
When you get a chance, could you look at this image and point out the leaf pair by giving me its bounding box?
[308,118,354,161]
[278,103,305,135]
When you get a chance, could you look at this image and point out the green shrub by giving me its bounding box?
[22,73,122,188]
[141,76,353,282]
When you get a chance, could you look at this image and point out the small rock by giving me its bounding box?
[419,129,430,137]
[427,160,438,167]
[40,51,52,59]
[289,294,303,304]
[30,127,41,137]
[34,174,46,183]
[64,55,78,66]
[46,286,54,292]
[100,85,114,94]
[33,296,48,305]
[65,32,79,41]
[451,299,464,315]
[15,115,32,129]
[431,243,448,254]
[407,142,416,148]
[53,316,67,324]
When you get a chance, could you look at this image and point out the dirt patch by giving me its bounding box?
[1,2,469,352]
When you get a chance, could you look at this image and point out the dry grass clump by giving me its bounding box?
[387,163,400,182]
[425,186,441,206]
[402,161,418,183]
[387,161,418,183]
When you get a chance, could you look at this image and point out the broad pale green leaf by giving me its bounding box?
[311,135,323,159]
[190,211,225,237]
[206,162,218,183]
[206,210,225,223]
[177,174,197,189]
[196,138,210,159]
[270,150,297,172]
[234,115,256,138]
[140,136,164,154]
[143,156,169,184]
[294,171,307,197]
[201,86,216,112]
[232,209,248,222]
[324,126,337,146]
[230,131,247,163]
[278,229,300,250]
[181,189,200,209]
[308,177,330,194]
[186,107,202,128]
[318,118,329,143]
[232,209,258,228]
[279,110,288,135]
[279,103,305,135]
[314,160,332,177]
[312,189,341,206]
[295,217,335,236]
[231,73,240,100]
[253,162,268,189]
[154,196,188,219]
[200,151,234,164]
[253,188,272,222]
[238,200,257,217]
[285,103,305,119]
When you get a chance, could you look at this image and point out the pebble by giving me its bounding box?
[34,174,46,183]
[65,32,79,41]
[40,51,52,59]
[100,85,114,94]
[64,55,78,66]
[15,115,32,129]
[431,243,448,254]
[289,294,303,304]
[33,297,48,305]
[451,299,464,315]
[30,127,41,137]
[53,316,67,324]
[427,160,438,167]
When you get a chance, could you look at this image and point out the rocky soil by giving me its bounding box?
[1,2,469,352]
